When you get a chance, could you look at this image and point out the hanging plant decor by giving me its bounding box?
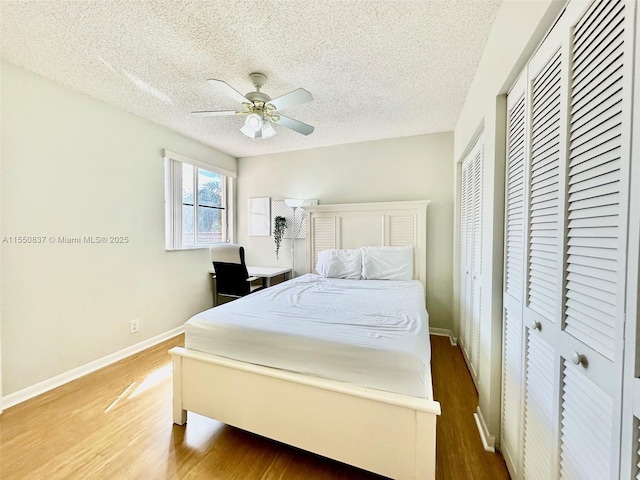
[273,216,287,259]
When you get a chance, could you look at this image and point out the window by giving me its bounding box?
[164,150,235,250]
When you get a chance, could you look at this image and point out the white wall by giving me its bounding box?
[0,68,3,409]
[0,61,236,396]
[236,133,454,330]
[452,0,566,444]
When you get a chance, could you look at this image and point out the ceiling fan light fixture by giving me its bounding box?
[240,123,261,138]
[195,73,314,140]
[244,113,263,131]
[240,115,277,140]
[261,121,276,139]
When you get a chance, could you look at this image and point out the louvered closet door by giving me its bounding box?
[500,1,634,479]
[620,2,639,477]
[460,161,471,354]
[557,1,631,478]
[523,333,555,479]
[459,136,483,384]
[501,73,527,477]
[471,137,483,376]
[522,22,565,480]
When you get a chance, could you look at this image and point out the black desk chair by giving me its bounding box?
[210,243,265,305]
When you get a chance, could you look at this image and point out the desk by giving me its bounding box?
[209,266,292,305]
[246,266,292,287]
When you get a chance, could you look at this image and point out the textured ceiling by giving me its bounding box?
[1,1,501,158]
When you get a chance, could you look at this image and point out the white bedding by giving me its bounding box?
[184,273,432,399]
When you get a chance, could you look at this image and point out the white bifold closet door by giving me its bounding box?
[500,0,635,479]
[621,1,640,477]
[523,28,564,480]
[501,72,526,474]
[459,134,484,385]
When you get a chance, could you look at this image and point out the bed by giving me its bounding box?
[170,200,440,479]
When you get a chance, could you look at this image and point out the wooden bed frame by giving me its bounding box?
[170,200,440,479]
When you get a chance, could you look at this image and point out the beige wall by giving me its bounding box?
[236,132,454,330]
[0,61,236,396]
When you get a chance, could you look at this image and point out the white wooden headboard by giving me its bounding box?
[304,200,430,290]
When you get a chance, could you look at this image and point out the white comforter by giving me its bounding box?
[184,273,432,398]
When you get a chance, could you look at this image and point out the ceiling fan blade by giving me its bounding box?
[207,79,250,105]
[191,110,238,116]
[274,115,314,136]
[266,88,313,111]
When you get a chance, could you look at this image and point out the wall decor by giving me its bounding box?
[272,199,318,239]
[247,197,271,237]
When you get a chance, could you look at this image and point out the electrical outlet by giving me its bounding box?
[130,319,140,334]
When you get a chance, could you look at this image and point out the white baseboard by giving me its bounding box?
[473,406,496,452]
[1,326,184,411]
[429,327,458,346]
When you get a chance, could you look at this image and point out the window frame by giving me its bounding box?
[163,149,236,251]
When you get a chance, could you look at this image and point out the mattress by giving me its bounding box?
[184,273,432,399]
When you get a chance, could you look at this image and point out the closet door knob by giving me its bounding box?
[571,351,587,367]
[531,321,541,331]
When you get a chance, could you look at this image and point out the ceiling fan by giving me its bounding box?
[192,72,314,139]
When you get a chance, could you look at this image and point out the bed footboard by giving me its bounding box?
[170,347,440,480]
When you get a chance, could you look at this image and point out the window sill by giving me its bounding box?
[166,245,215,252]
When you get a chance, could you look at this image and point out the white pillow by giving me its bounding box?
[361,246,414,281]
[316,249,362,279]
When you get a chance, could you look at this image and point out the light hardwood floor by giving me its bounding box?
[430,336,510,480]
[0,335,509,479]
